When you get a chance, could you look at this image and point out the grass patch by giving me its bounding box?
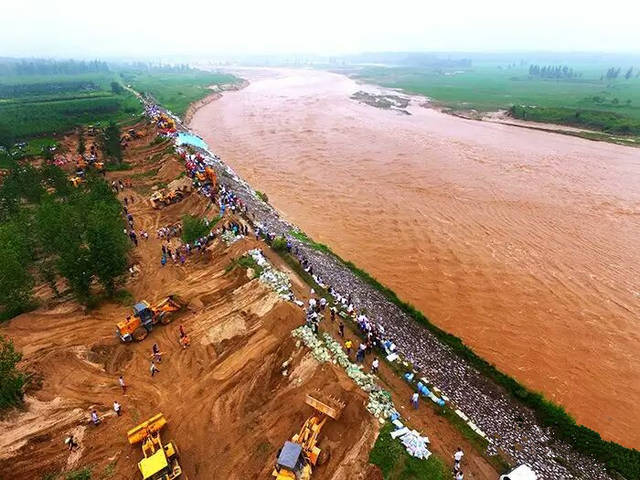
[122,70,240,117]
[289,229,333,255]
[370,422,450,480]
[112,289,134,306]
[104,161,132,171]
[227,254,263,278]
[131,167,159,179]
[255,190,269,203]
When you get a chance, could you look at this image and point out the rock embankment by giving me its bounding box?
[148,98,616,480]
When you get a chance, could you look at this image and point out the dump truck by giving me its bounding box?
[150,177,193,209]
[127,413,183,480]
[272,393,344,480]
[116,295,185,342]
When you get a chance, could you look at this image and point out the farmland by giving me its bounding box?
[339,59,640,135]
[0,60,240,141]
[0,72,141,139]
[120,70,240,116]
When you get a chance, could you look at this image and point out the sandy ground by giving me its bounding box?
[0,127,498,479]
[189,67,640,448]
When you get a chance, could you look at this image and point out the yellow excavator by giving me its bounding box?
[116,296,185,342]
[127,413,184,480]
[272,393,344,480]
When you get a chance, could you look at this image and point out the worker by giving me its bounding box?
[411,392,419,410]
[150,361,160,377]
[331,308,337,323]
[118,375,126,393]
[64,435,79,451]
[180,335,190,349]
[91,409,101,426]
[152,343,162,362]
[371,358,379,374]
[113,401,122,416]
[338,320,344,337]
[454,447,464,468]
[179,324,186,338]
[345,339,352,357]
[456,471,464,480]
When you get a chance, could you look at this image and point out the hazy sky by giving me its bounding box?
[2,0,640,58]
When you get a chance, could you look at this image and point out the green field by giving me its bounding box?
[341,62,640,135]
[120,70,240,116]
[0,72,141,139]
[0,60,240,142]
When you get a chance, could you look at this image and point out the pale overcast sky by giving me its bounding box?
[2,0,640,58]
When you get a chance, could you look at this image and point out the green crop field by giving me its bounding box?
[339,60,640,135]
[120,70,240,116]
[0,59,240,143]
[0,71,141,139]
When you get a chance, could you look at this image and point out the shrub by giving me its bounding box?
[181,214,210,244]
[0,335,25,410]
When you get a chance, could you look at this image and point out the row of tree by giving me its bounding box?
[0,162,130,319]
[603,67,637,80]
[528,64,580,78]
[0,59,110,76]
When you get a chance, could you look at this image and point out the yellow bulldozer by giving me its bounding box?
[272,393,344,480]
[69,175,84,187]
[127,413,184,480]
[116,295,185,342]
[150,177,193,209]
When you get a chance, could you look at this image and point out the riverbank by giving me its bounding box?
[182,79,249,124]
[181,74,639,479]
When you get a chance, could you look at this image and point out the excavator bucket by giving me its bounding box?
[305,393,345,420]
[127,413,167,445]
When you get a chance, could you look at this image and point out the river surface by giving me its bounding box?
[190,68,640,448]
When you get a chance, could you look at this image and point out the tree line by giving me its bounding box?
[0,59,110,76]
[0,161,130,319]
[528,64,580,79]
[603,66,637,80]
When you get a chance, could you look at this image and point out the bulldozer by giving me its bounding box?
[150,177,193,209]
[116,295,185,342]
[69,175,84,187]
[127,413,184,480]
[272,393,344,480]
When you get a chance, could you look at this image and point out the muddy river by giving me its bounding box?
[190,68,640,448]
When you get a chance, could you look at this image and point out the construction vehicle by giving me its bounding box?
[195,166,217,187]
[150,177,193,209]
[116,295,185,342]
[127,413,183,480]
[272,393,344,480]
[69,175,84,187]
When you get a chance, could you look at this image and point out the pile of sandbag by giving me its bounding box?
[248,249,292,299]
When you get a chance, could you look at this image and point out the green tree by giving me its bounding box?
[0,221,34,318]
[102,122,123,164]
[0,122,15,150]
[110,81,124,95]
[181,214,210,244]
[86,201,129,295]
[0,335,25,410]
[77,132,86,155]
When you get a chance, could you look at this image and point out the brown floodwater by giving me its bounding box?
[190,68,640,448]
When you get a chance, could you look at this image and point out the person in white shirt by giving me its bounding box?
[371,358,379,374]
[456,471,464,480]
[411,392,419,409]
[454,447,464,466]
[113,401,122,416]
